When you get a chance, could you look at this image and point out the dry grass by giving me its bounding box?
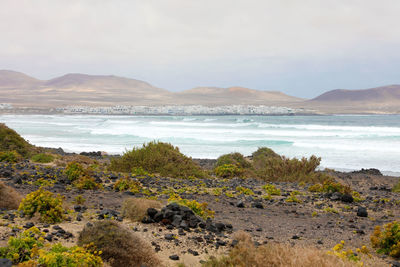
[0,181,22,210]
[78,220,162,267]
[122,198,162,222]
[203,231,356,267]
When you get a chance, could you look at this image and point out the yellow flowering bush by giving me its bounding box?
[114,177,142,193]
[309,180,351,194]
[327,240,370,266]
[74,176,103,190]
[0,227,44,264]
[37,243,103,267]
[18,187,65,223]
[262,184,281,196]
[65,161,85,181]
[168,194,214,219]
[214,164,244,178]
[371,221,400,258]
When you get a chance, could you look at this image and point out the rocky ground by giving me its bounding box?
[0,159,399,266]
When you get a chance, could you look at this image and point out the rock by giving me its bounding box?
[392,261,400,267]
[236,201,245,208]
[188,248,199,256]
[169,255,179,261]
[0,258,12,267]
[147,208,158,218]
[357,207,368,217]
[216,240,227,246]
[23,222,34,229]
[251,202,264,209]
[341,194,354,203]
[330,192,342,201]
[165,234,175,240]
[45,234,53,242]
[292,235,300,239]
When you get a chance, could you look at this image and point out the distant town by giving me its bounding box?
[57,105,311,115]
[0,103,312,115]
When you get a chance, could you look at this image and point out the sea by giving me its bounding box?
[1,114,400,175]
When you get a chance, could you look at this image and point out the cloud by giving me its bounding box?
[1,0,400,96]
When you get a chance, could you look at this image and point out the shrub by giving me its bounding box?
[78,220,161,267]
[255,155,329,183]
[109,141,207,179]
[122,198,162,221]
[215,152,252,169]
[252,147,280,170]
[0,227,44,264]
[31,153,54,163]
[168,194,214,219]
[73,195,86,205]
[308,180,351,195]
[65,161,85,181]
[214,164,243,178]
[0,123,34,157]
[114,177,142,192]
[203,231,355,267]
[0,227,102,266]
[74,176,103,190]
[236,186,254,196]
[0,150,22,163]
[36,243,103,267]
[18,187,65,223]
[262,184,281,196]
[371,221,400,258]
[0,182,22,209]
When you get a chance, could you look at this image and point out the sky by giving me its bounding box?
[1,0,400,98]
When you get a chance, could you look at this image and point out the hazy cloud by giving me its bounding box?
[1,0,400,97]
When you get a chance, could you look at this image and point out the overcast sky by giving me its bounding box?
[1,0,400,97]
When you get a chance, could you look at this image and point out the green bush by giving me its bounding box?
[262,184,281,196]
[18,187,65,223]
[31,153,54,163]
[0,227,102,266]
[74,176,103,190]
[255,154,330,183]
[0,227,44,264]
[65,161,85,181]
[215,164,243,178]
[215,152,252,169]
[109,141,207,179]
[36,243,103,267]
[308,180,351,195]
[371,221,400,258]
[0,150,22,163]
[114,177,142,192]
[0,123,34,157]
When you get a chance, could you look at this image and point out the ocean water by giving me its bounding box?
[1,114,400,174]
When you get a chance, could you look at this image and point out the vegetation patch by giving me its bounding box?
[371,221,400,258]
[203,231,355,267]
[393,179,400,193]
[0,227,102,266]
[0,123,35,157]
[308,180,352,195]
[109,141,207,179]
[18,187,65,223]
[78,220,161,267]
[168,194,214,219]
[0,150,22,163]
[74,176,103,190]
[114,177,142,192]
[122,198,162,221]
[0,181,22,210]
[214,164,243,178]
[31,153,55,163]
[65,161,86,181]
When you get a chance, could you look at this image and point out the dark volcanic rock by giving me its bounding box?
[0,258,12,267]
[357,207,368,217]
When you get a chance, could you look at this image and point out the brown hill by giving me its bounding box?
[0,70,42,88]
[0,71,171,107]
[176,86,302,105]
[311,85,400,103]
[303,85,400,114]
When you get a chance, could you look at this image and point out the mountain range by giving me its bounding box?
[1,70,400,114]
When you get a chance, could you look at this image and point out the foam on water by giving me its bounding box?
[1,114,400,174]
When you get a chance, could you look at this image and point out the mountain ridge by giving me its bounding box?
[1,70,400,113]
